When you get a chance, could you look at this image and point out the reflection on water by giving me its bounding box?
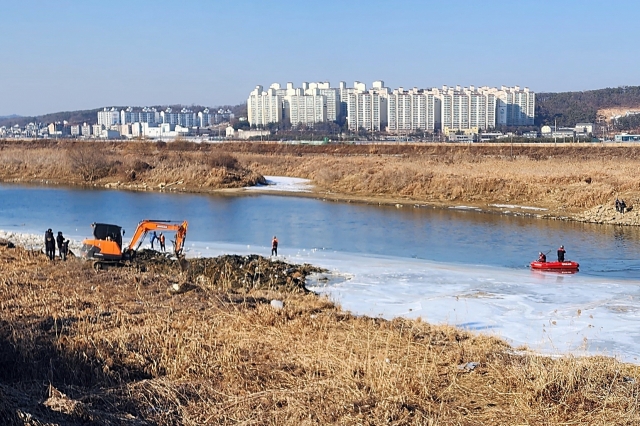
[1,183,640,279]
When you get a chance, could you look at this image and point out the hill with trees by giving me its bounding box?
[535,86,640,128]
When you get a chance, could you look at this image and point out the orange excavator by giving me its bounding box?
[81,219,188,269]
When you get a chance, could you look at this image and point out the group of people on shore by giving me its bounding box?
[44,229,70,261]
[615,198,628,214]
[537,245,566,263]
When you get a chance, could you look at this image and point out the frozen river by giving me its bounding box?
[1,180,640,362]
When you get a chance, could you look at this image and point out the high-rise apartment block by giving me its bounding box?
[388,88,441,133]
[247,81,535,133]
[494,86,535,126]
[247,85,283,127]
[346,81,389,132]
[97,107,121,127]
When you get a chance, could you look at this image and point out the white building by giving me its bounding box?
[247,85,283,126]
[97,107,120,127]
[92,124,104,137]
[387,88,441,133]
[286,88,327,127]
[161,108,178,125]
[347,81,388,132]
[493,86,535,126]
[81,123,92,137]
[178,108,196,127]
[307,82,340,122]
[198,108,211,127]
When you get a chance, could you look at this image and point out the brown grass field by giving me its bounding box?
[1,246,639,425]
[2,140,640,220]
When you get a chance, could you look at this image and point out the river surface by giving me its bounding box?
[2,183,640,278]
[1,183,640,362]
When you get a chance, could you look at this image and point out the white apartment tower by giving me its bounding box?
[286,88,327,127]
[494,86,535,126]
[307,82,340,122]
[247,85,283,126]
[119,107,160,125]
[97,107,120,127]
[435,85,499,132]
[388,88,441,133]
[347,81,388,132]
[198,108,211,127]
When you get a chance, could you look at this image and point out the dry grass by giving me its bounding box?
[3,140,640,214]
[0,140,264,190]
[0,245,639,425]
[234,143,640,212]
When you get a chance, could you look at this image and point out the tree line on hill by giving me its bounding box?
[536,86,640,129]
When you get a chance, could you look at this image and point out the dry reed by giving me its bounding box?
[0,246,638,425]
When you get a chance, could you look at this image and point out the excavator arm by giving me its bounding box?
[125,220,188,256]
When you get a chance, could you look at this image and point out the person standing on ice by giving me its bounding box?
[159,233,166,252]
[271,236,278,256]
[557,245,566,262]
[44,229,55,260]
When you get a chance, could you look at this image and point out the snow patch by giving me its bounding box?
[489,204,548,211]
[244,176,313,193]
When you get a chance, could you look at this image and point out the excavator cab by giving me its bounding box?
[81,223,125,261]
[92,223,123,247]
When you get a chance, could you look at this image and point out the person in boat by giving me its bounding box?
[557,245,566,262]
[537,252,546,263]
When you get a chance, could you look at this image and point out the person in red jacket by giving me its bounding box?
[557,245,566,262]
[537,252,547,263]
[271,236,278,256]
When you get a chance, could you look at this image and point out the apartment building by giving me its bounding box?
[492,86,535,126]
[97,107,120,127]
[347,81,389,132]
[388,88,441,133]
[198,108,211,127]
[287,88,327,127]
[81,123,92,137]
[305,82,340,122]
[120,107,160,125]
[246,81,534,132]
[247,85,283,126]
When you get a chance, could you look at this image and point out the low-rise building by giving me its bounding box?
[614,134,640,142]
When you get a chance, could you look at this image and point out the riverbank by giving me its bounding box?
[1,243,639,425]
[2,140,640,226]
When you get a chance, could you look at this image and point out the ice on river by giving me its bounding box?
[3,228,640,363]
[187,240,640,363]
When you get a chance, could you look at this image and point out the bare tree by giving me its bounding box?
[66,144,109,181]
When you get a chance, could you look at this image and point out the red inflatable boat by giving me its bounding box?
[530,260,579,272]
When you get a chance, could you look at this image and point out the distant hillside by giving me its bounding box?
[0,103,246,128]
[0,114,22,120]
[536,86,640,127]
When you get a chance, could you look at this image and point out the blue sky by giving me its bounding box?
[1,0,638,116]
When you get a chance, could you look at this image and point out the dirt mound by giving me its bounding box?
[134,249,325,292]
